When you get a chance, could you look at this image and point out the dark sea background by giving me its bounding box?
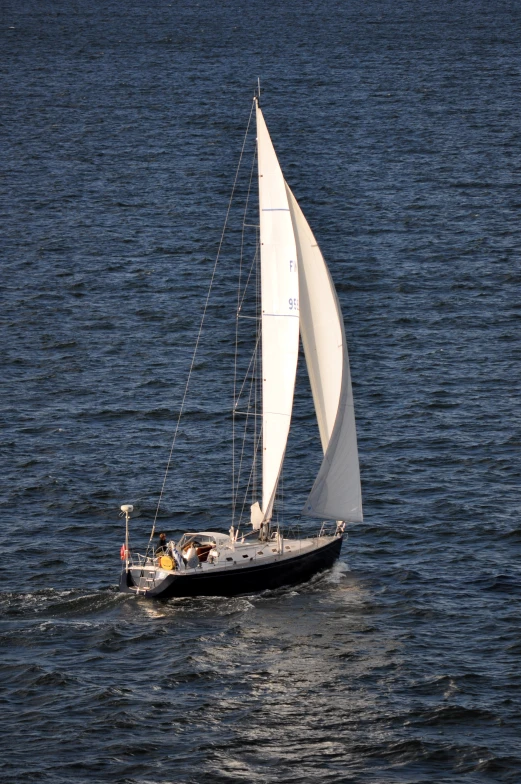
[2,0,520,781]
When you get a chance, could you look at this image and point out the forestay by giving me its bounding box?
[256,101,300,523]
[286,185,363,523]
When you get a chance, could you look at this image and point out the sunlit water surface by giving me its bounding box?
[2,0,520,781]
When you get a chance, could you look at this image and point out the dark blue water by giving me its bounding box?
[2,0,520,781]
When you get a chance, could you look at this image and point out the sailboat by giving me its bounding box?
[119,95,362,598]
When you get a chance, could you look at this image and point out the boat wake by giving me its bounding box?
[0,587,126,620]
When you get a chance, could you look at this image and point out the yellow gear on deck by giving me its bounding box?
[158,555,174,571]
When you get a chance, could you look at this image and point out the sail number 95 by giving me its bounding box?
[289,297,299,311]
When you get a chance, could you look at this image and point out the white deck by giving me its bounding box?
[126,532,339,593]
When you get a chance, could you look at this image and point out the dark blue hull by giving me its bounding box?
[120,535,343,598]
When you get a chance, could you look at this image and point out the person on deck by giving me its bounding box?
[156,532,167,554]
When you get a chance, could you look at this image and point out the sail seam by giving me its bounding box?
[263,313,299,318]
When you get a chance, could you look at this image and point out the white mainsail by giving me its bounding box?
[286,185,363,523]
[256,101,300,523]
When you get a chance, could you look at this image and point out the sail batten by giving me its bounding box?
[256,102,300,522]
[285,184,363,523]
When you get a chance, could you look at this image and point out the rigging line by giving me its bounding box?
[233,142,258,525]
[279,464,284,525]
[234,330,261,407]
[237,387,261,526]
[238,423,263,526]
[237,171,257,322]
[237,217,261,526]
[237,390,262,528]
[238,245,258,313]
[239,151,258,303]
[234,343,260,527]
[254,223,260,505]
[234,345,258,514]
[148,98,256,552]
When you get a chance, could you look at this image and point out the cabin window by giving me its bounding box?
[226,557,233,562]
[257,551,264,555]
[242,554,249,558]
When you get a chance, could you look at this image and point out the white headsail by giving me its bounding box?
[256,102,300,522]
[285,184,363,523]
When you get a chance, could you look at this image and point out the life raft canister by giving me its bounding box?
[158,555,174,571]
[120,544,129,560]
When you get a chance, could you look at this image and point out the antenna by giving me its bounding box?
[256,77,261,105]
[120,504,133,571]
